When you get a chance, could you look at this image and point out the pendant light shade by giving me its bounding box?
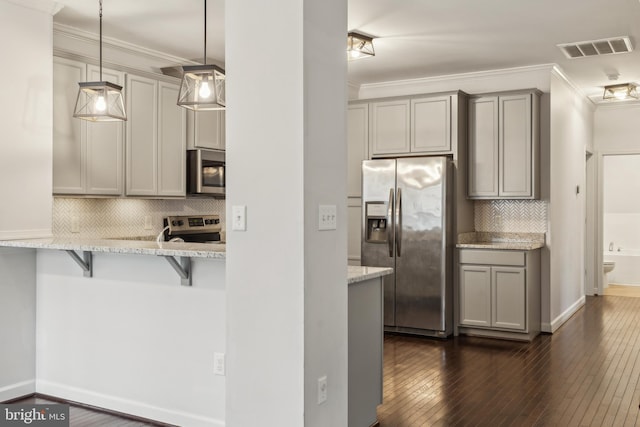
[347,32,375,60]
[73,0,126,121]
[178,0,226,110]
[177,64,225,110]
[603,82,638,101]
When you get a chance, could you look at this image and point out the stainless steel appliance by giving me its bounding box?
[163,214,222,243]
[361,156,452,337]
[187,149,225,197]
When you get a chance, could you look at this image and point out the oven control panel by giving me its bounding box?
[165,215,221,234]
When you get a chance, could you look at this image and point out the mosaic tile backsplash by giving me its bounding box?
[53,198,225,238]
[474,200,548,233]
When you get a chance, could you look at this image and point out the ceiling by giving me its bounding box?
[54,0,640,103]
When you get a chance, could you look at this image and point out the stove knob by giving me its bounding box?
[178,220,184,226]
[171,220,180,226]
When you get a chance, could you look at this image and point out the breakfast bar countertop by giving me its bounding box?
[0,237,226,259]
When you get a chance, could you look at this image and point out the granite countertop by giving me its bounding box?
[0,237,226,259]
[456,232,545,251]
[348,265,393,284]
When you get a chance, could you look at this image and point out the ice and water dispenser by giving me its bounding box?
[365,202,388,243]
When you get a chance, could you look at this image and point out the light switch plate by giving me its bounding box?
[232,205,247,231]
[213,352,225,376]
[318,205,337,231]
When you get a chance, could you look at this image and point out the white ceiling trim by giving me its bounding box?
[361,64,557,91]
[53,22,200,68]
[5,0,63,15]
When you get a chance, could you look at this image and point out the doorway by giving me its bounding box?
[597,152,640,296]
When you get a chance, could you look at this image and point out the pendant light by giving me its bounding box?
[73,0,126,122]
[347,32,375,60]
[177,0,226,111]
[603,83,638,101]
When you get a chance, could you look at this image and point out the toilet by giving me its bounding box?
[603,261,616,287]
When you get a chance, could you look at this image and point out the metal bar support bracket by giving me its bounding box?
[163,256,192,287]
[65,250,93,278]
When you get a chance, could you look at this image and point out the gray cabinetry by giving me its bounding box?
[468,90,539,199]
[126,75,186,197]
[370,99,410,155]
[458,248,540,341]
[347,103,369,265]
[53,58,124,196]
[187,110,225,151]
[369,94,454,157]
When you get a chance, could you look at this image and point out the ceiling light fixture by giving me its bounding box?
[347,32,375,60]
[177,0,225,111]
[73,0,126,122]
[603,83,638,101]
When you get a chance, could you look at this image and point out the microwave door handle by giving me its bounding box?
[387,188,394,258]
[396,188,402,257]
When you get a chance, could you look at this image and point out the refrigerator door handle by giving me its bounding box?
[396,187,402,257]
[387,188,394,257]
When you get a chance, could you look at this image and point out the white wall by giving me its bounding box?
[0,0,54,240]
[546,71,594,331]
[225,0,348,425]
[0,248,37,401]
[35,250,225,426]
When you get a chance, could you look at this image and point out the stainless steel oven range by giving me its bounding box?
[163,214,222,243]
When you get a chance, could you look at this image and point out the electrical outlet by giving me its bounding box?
[213,352,225,376]
[318,205,337,231]
[317,375,327,404]
[144,215,153,230]
[232,205,247,231]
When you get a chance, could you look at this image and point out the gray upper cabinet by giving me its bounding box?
[187,110,225,151]
[126,74,158,196]
[411,95,451,153]
[158,82,186,197]
[369,99,410,155]
[53,57,124,196]
[468,90,539,199]
[126,75,186,197]
[370,94,454,157]
[348,103,369,198]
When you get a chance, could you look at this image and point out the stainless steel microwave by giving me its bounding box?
[187,149,225,197]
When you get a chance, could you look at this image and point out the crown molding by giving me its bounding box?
[53,23,203,68]
[4,0,63,15]
[359,63,556,91]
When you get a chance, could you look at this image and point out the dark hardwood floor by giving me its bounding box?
[378,295,640,427]
[7,295,640,426]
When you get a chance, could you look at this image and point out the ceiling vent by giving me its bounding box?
[557,36,633,59]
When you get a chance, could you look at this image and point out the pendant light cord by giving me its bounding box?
[203,0,207,65]
[99,0,103,81]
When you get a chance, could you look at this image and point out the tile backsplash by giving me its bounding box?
[53,198,225,238]
[474,200,547,233]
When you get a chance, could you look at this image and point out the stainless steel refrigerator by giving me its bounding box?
[361,156,452,337]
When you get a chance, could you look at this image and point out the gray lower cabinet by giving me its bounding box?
[349,275,383,427]
[458,248,540,341]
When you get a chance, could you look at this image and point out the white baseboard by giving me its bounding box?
[36,380,224,427]
[0,380,36,402]
[541,296,586,333]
